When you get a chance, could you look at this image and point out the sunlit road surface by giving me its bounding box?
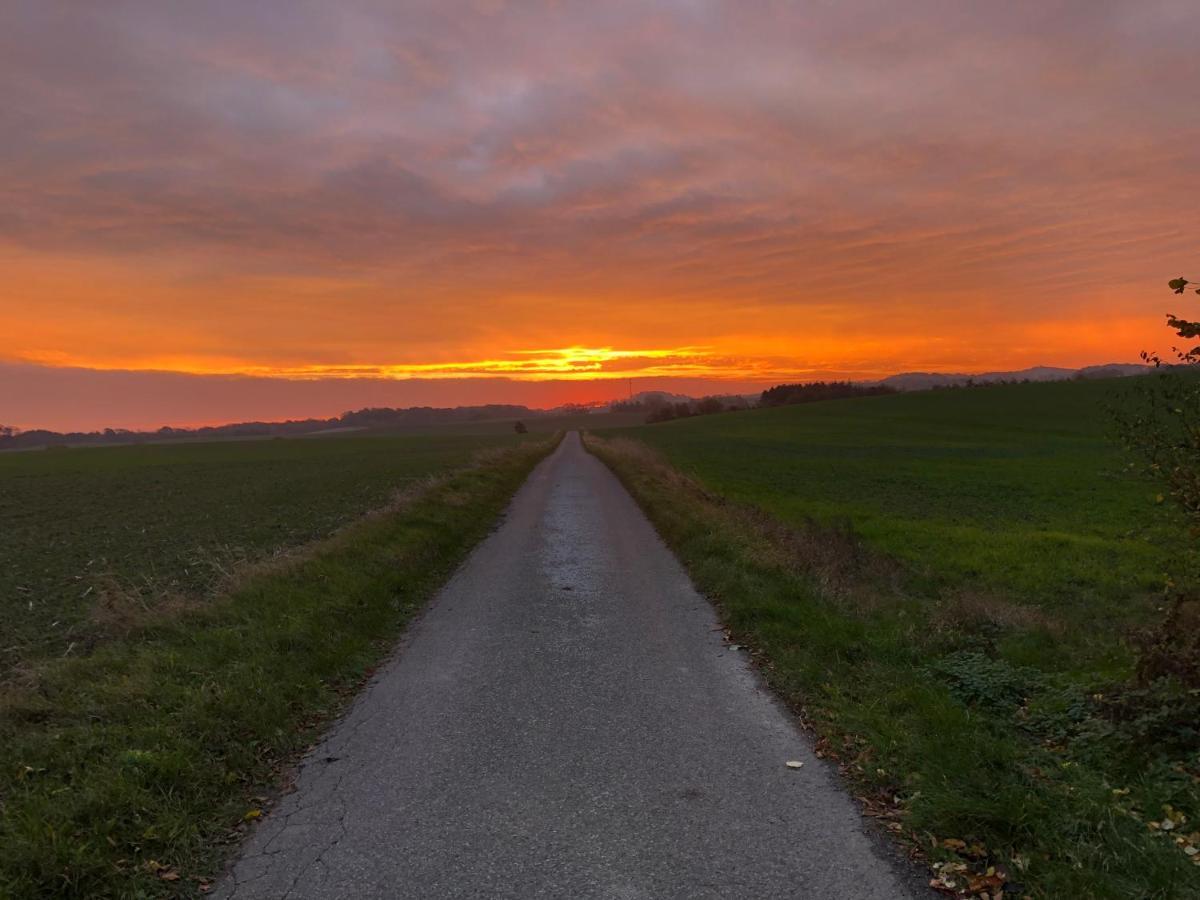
[217,432,913,899]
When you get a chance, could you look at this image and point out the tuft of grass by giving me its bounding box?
[587,402,1200,898]
[0,437,557,899]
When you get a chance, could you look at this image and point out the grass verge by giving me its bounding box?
[586,433,1199,899]
[0,437,558,898]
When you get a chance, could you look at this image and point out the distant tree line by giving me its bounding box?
[610,391,749,423]
[634,381,899,425]
[338,404,532,429]
[759,381,895,407]
[928,378,1027,391]
[645,396,724,423]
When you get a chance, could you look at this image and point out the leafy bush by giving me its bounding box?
[1094,677,1200,759]
[931,651,1045,715]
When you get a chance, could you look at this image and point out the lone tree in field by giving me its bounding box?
[514,420,528,434]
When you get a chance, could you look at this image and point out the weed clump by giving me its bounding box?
[1136,594,1200,689]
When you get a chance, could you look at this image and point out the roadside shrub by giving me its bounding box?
[935,651,1200,762]
[1021,683,1095,746]
[1113,277,1200,717]
[1094,677,1200,759]
[1135,594,1200,689]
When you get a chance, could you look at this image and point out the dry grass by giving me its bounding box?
[931,589,1066,637]
[589,435,908,613]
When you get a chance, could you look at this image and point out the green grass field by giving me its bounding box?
[615,379,1191,675]
[592,377,1200,898]
[0,432,556,897]
[0,432,538,677]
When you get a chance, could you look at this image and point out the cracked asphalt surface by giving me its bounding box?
[216,432,913,899]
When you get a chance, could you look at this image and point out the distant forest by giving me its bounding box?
[603,381,893,425]
[759,381,896,406]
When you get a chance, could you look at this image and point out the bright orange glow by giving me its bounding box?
[19,346,745,381]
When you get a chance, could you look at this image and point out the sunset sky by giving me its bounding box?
[3,1,1198,430]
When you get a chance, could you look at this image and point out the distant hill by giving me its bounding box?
[878,363,1147,391]
[1075,363,1153,380]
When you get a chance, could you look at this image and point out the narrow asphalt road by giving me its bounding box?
[218,432,913,899]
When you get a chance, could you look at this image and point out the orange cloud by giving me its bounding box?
[16,345,777,382]
[1,1,1196,431]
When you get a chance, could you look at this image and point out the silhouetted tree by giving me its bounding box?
[1118,276,1200,687]
[1121,277,1200,525]
[514,421,528,434]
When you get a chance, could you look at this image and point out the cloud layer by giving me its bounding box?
[2,0,1198,425]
